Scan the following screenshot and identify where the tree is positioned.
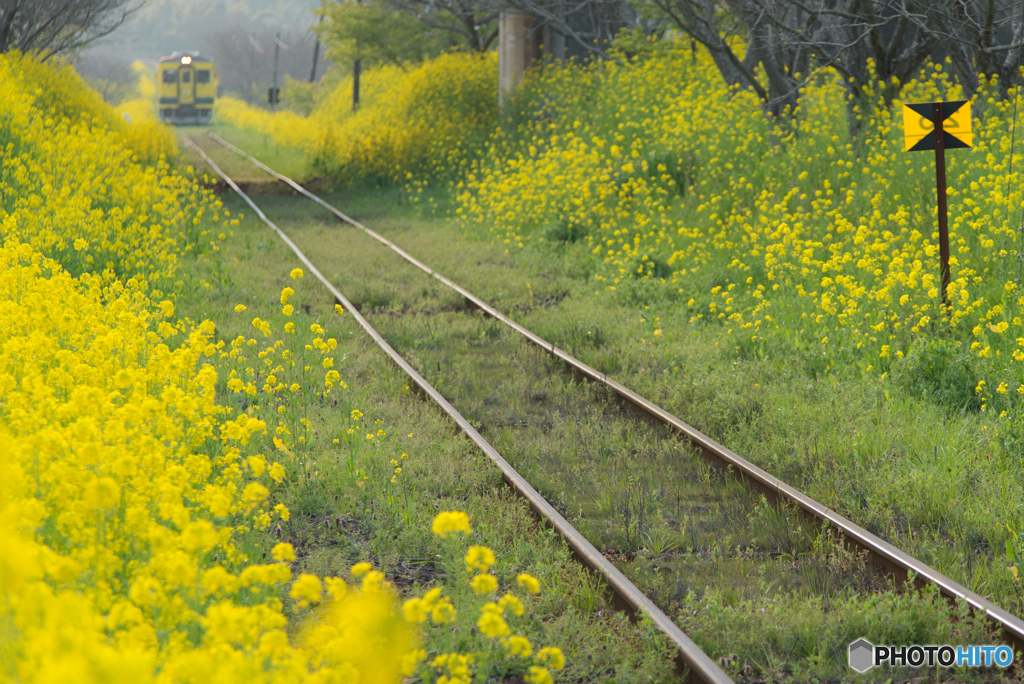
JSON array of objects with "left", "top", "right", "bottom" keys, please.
[
  {"left": 740, "top": 0, "right": 935, "bottom": 128},
  {"left": 633, "top": 0, "right": 809, "bottom": 116},
  {"left": 317, "top": 0, "right": 463, "bottom": 71},
  {"left": 909, "top": 0, "right": 1024, "bottom": 98},
  {"left": 632, "top": 0, "right": 939, "bottom": 125},
  {"left": 380, "top": 0, "right": 501, "bottom": 53},
  {"left": 500, "top": 0, "right": 641, "bottom": 60},
  {"left": 780, "top": 0, "right": 933, "bottom": 108},
  {"left": 0, "top": 0, "right": 142, "bottom": 60},
  {"left": 74, "top": 50, "right": 135, "bottom": 103}
]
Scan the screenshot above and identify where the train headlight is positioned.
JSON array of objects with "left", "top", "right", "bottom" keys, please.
[{"left": 181, "top": 55, "right": 192, "bottom": 64}]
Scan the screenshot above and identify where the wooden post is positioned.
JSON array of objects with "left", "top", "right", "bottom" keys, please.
[
  {"left": 353, "top": 58, "right": 360, "bottom": 110},
  {"left": 499, "top": 12, "right": 531, "bottom": 106},
  {"left": 933, "top": 102, "right": 950, "bottom": 307},
  {"left": 352, "top": 0, "right": 362, "bottom": 110}
]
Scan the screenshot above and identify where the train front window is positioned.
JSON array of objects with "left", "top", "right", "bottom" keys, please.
[
  {"left": 182, "top": 71, "right": 191, "bottom": 83},
  {"left": 162, "top": 70, "right": 177, "bottom": 83},
  {"left": 196, "top": 70, "right": 210, "bottom": 84}
]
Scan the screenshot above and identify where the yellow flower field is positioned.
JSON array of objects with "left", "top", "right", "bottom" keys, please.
[
  {"left": 0, "top": 54, "right": 569, "bottom": 683},
  {"left": 214, "top": 52, "right": 497, "bottom": 183},
  {"left": 0, "top": 53, "right": 424, "bottom": 683},
  {"left": 0, "top": 52, "right": 198, "bottom": 287},
  {"left": 459, "top": 44, "right": 1024, "bottom": 422},
  {"left": 211, "top": 41, "right": 1024, "bottom": 422}
]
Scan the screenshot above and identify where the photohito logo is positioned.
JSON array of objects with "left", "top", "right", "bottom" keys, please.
[{"left": 848, "top": 638, "right": 1014, "bottom": 673}]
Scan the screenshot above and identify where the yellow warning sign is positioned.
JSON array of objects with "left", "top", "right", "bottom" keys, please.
[{"left": 903, "top": 101, "right": 972, "bottom": 152}]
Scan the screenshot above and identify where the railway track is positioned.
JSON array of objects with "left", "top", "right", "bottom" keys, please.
[{"left": 184, "top": 132, "right": 1024, "bottom": 681}]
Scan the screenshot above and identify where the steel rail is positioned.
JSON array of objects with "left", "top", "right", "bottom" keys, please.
[
  {"left": 205, "top": 131, "right": 1024, "bottom": 655},
  {"left": 184, "top": 134, "right": 733, "bottom": 684}
]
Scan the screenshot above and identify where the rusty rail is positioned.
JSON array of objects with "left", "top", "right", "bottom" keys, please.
[
  {"left": 203, "top": 130, "right": 1024, "bottom": 656},
  {"left": 184, "top": 134, "right": 734, "bottom": 684}
]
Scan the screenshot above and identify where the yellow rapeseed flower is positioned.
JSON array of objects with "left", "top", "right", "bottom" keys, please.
[
  {"left": 526, "top": 666, "right": 554, "bottom": 684},
  {"left": 498, "top": 593, "right": 525, "bottom": 616},
  {"left": 403, "top": 596, "right": 430, "bottom": 623},
  {"left": 465, "top": 545, "right": 496, "bottom": 572},
  {"left": 431, "top": 511, "right": 472, "bottom": 538},
  {"left": 272, "top": 542, "right": 296, "bottom": 562},
  {"left": 470, "top": 573, "right": 498, "bottom": 595},
  {"left": 517, "top": 573, "right": 541, "bottom": 594},
  {"left": 506, "top": 635, "right": 532, "bottom": 657},
  {"left": 477, "top": 608, "right": 510, "bottom": 638},
  {"left": 536, "top": 646, "right": 565, "bottom": 669},
  {"left": 290, "top": 573, "right": 323, "bottom": 607}
]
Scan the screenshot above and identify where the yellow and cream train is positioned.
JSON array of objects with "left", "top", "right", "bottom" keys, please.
[{"left": 157, "top": 52, "right": 215, "bottom": 125}]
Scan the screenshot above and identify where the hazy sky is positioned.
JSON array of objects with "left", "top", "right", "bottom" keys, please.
[{"left": 86, "top": 0, "right": 324, "bottom": 62}]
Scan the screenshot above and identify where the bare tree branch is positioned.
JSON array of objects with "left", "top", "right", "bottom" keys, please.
[
  {"left": 500, "top": 0, "right": 639, "bottom": 60},
  {"left": 905, "top": 0, "right": 1024, "bottom": 97},
  {"left": 380, "top": 0, "right": 502, "bottom": 52},
  {"left": 0, "top": 0, "right": 143, "bottom": 59}
]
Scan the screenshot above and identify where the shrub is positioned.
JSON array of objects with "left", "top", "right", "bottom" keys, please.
[{"left": 892, "top": 337, "right": 981, "bottom": 413}]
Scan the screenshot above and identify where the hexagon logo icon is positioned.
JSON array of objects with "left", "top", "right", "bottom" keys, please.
[{"left": 848, "top": 638, "right": 874, "bottom": 673}]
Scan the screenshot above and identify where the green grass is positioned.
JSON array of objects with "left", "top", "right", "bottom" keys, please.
[
  {"left": 181, "top": 120, "right": 315, "bottom": 182},
  {"left": 172, "top": 140, "right": 681, "bottom": 681},
  {"left": 181, "top": 131, "right": 1024, "bottom": 681}
]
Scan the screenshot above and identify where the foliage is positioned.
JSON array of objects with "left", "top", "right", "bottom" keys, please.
[
  {"left": 0, "top": 54, "right": 426, "bottom": 683},
  {"left": 116, "top": 62, "right": 165, "bottom": 133},
  {"left": 316, "top": 0, "right": 449, "bottom": 72},
  {"left": 0, "top": 231, "right": 434, "bottom": 681},
  {"left": 892, "top": 338, "right": 981, "bottom": 412},
  {"left": 282, "top": 75, "right": 320, "bottom": 116},
  {"left": 397, "top": 512, "right": 564, "bottom": 683},
  {"left": 0, "top": 56, "right": 576, "bottom": 682},
  {"left": 459, "top": 45, "right": 1024, "bottom": 432},
  {"left": 3, "top": 51, "right": 176, "bottom": 164},
  {"left": 208, "top": 272, "right": 572, "bottom": 681},
  {"left": 215, "top": 96, "right": 322, "bottom": 151},
  {"left": 375, "top": 0, "right": 499, "bottom": 53},
  {"left": 215, "top": 52, "right": 498, "bottom": 184},
  {"left": 0, "top": 52, "right": 185, "bottom": 288}
]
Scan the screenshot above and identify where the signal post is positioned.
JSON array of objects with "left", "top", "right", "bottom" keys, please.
[{"left": 903, "top": 100, "right": 973, "bottom": 307}]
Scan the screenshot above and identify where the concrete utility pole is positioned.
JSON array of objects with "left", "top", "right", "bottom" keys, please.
[
  {"left": 272, "top": 32, "right": 280, "bottom": 111},
  {"left": 498, "top": 12, "right": 532, "bottom": 106},
  {"left": 310, "top": 14, "right": 323, "bottom": 83}
]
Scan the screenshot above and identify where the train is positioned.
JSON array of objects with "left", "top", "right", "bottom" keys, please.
[{"left": 157, "top": 52, "right": 215, "bottom": 125}]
